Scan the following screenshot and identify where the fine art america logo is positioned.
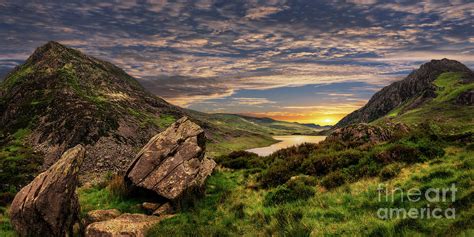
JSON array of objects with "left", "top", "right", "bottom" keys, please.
[{"left": 377, "top": 184, "right": 457, "bottom": 220}]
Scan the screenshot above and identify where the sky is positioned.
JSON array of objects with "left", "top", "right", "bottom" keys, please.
[{"left": 0, "top": 0, "right": 473, "bottom": 125}]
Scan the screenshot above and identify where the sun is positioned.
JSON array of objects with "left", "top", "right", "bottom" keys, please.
[
  {"left": 320, "top": 118, "right": 335, "bottom": 125},
  {"left": 323, "top": 118, "right": 333, "bottom": 123}
]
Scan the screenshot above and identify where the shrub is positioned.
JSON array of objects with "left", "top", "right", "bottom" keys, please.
[
  {"left": 264, "top": 181, "right": 315, "bottom": 206},
  {"left": 260, "top": 159, "right": 298, "bottom": 187},
  {"left": 379, "top": 163, "right": 401, "bottom": 181},
  {"left": 375, "top": 144, "right": 421, "bottom": 164},
  {"left": 320, "top": 171, "right": 346, "bottom": 189},
  {"left": 215, "top": 151, "right": 260, "bottom": 169}
]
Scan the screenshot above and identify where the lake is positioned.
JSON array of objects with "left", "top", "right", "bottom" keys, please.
[{"left": 246, "top": 135, "right": 327, "bottom": 156}]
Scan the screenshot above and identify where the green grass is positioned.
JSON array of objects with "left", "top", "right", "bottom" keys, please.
[
  {"left": 127, "top": 108, "right": 176, "bottom": 129},
  {"left": 0, "top": 206, "right": 15, "bottom": 237},
  {"left": 0, "top": 128, "right": 42, "bottom": 206},
  {"left": 147, "top": 147, "right": 474, "bottom": 236},
  {"left": 207, "top": 135, "right": 276, "bottom": 157},
  {"left": 78, "top": 186, "right": 144, "bottom": 216},
  {"left": 0, "top": 65, "right": 33, "bottom": 91},
  {"left": 433, "top": 72, "right": 474, "bottom": 103}
]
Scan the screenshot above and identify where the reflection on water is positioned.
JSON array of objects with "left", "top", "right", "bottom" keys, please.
[{"left": 246, "top": 135, "right": 326, "bottom": 157}]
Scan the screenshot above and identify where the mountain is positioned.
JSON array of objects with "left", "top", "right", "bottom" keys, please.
[
  {"left": 218, "top": 114, "right": 326, "bottom": 134},
  {"left": 0, "top": 41, "right": 316, "bottom": 183},
  {"left": 335, "top": 59, "right": 474, "bottom": 128},
  {"left": 295, "top": 122, "right": 332, "bottom": 130}
]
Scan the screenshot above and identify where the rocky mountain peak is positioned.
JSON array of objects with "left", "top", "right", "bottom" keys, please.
[{"left": 334, "top": 59, "right": 473, "bottom": 128}]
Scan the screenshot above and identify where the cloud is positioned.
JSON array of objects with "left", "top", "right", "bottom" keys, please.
[
  {"left": 233, "top": 97, "right": 276, "bottom": 105},
  {"left": 245, "top": 6, "right": 285, "bottom": 20},
  {"left": 0, "top": 0, "right": 472, "bottom": 122}
]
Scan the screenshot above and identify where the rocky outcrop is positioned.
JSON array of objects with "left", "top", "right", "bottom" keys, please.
[
  {"left": 85, "top": 213, "right": 171, "bottom": 237},
  {"left": 335, "top": 59, "right": 473, "bottom": 128},
  {"left": 456, "top": 89, "right": 474, "bottom": 105},
  {"left": 9, "top": 145, "right": 85, "bottom": 237},
  {"left": 126, "top": 117, "right": 216, "bottom": 201},
  {"left": 326, "top": 123, "right": 393, "bottom": 147}
]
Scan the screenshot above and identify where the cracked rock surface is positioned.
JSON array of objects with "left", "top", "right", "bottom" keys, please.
[
  {"left": 126, "top": 116, "right": 216, "bottom": 201},
  {"left": 9, "top": 145, "right": 85, "bottom": 237}
]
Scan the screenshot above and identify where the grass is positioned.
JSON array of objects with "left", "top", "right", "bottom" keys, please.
[
  {"left": 146, "top": 146, "right": 474, "bottom": 236},
  {"left": 207, "top": 135, "right": 276, "bottom": 157},
  {"left": 78, "top": 186, "right": 144, "bottom": 216},
  {"left": 127, "top": 108, "right": 176, "bottom": 129},
  {"left": 0, "top": 206, "right": 15, "bottom": 237},
  {"left": 0, "top": 128, "right": 42, "bottom": 207},
  {"left": 0, "top": 65, "right": 33, "bottom": 91},
  {"left": 433, "top": 72, "right": 474, "bottom": 103}
]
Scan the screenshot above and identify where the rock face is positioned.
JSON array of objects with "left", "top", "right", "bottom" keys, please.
[
  {"left": 456, "top": 89, "right": 474, "bottom": 105},
  {"left": 85, "top": 213, "right": 170, "bottom": 237},
  {"left": 326, "top": 123, "right": 393, "bottom": 147},
  {"left": 335, "top": 59, "right": 473, "bottom": 128},
  {"left": 126, "top": 117, "right": 216, "bottom": 201},
  {"left": 9, "top": 145, "right": 85, "bottom": 237}
]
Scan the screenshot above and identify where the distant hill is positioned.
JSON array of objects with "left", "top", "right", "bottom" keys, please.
[{"left": 335, "top": 59, "right": 474, "bottom": 128}]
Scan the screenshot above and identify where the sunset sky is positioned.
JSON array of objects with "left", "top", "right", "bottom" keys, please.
[{"left": 1, "top": 0, "right": 473, "bottom": 125}]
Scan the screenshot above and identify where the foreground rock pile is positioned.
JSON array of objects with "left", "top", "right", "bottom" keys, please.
[
  {"left": 8, "top": 117, "right": 216, "bottom": 236},
  {"left": 9, "top": 145, "right": 85, "bottom": 237}
]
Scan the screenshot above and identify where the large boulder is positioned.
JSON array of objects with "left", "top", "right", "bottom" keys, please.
[
  {"left": 9, "top": 145, "right": 85, "bottom": 237},
  {"left": 85, "top": 213, "right": 170, "bottom": 237},
  {"left": 125, "top": 117, "right": 216, "bottom": 201}
]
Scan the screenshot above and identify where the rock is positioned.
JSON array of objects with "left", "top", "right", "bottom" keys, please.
[
  {"left": 142, "top": 202, "right": 160, "bottom": 214},
  {"left": 85, "top": 213, "right": 171, "bottom": 237},
  {"left": 327, "top": 123, "right": 392, "bottom": 147},
  {"left": 85, "top": 209, "right": 121, "bottom": 226},
  {"left": 9, "top": 145, "right": 85, "bottom": 237},
  {"left": 456, "top": 89, "right": 474, "bottom": 105},
  {"left": 153, "top": 203, "right": 173, "bottom": 216},
  {"left": 126, "top": 117, "right": 216, "bottom": 201}
]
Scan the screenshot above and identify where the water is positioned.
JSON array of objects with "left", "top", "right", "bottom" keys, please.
[{"left": 246, "top": 135, "right": 326, "bottom": 156}]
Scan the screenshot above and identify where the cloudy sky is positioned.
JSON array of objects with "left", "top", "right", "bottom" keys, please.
[{"left": 1, "top": 0, "right": 473, "bottom": 125}]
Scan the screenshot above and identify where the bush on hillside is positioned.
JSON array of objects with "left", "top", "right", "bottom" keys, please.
[
  {"left": 264, "top": 181, "right": 315, "bottom": 206},
  {"left": 379, "top": 163, "right": 402, "bottom": 181},
  {"left": 320, "top": 171, "right": 346, "bottom": 189},
  {"left": 215, "top": 151, "right": 261, "bottom": 169}
]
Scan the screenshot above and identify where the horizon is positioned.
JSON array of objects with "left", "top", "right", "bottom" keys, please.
[{"left": 1, "top": 1, "right": 473, "bottom": 125}]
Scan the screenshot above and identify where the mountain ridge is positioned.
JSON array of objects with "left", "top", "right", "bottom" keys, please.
[{"left": 334, "top": 58, "right": 474, "bottom": 128}]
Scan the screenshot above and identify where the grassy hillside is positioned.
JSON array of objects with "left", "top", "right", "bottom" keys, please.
[
  {"left": 381, "top": 72, "right": 474, "bottom": 134},
  {"left": 147, "top": 146, "right": 473, "bottom": 236}
]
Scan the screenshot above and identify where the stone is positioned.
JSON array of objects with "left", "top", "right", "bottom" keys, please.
[
  {"left": 327, "top": 123, "right": 392, "bottom": 147},
  {"left": 85, "top": 209, "right": 121, "bottom": 226},
  {"left": 142, "top": 202, "right": 160, "bottom": 214},
  {"left": 456, "top": 89, "right": 474, "bottom": 105},
  {"left": 9, "top": 145, "right": 85, "bottom": 237},
  {"left": 152, "top": 203, "right": 173, "bottom": 216},
  {"left": 85, "top": 213, "right": 171, "bottom": 237},
  {"left": 126, "top": 117, "right": 216, "bottom": 201}
]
